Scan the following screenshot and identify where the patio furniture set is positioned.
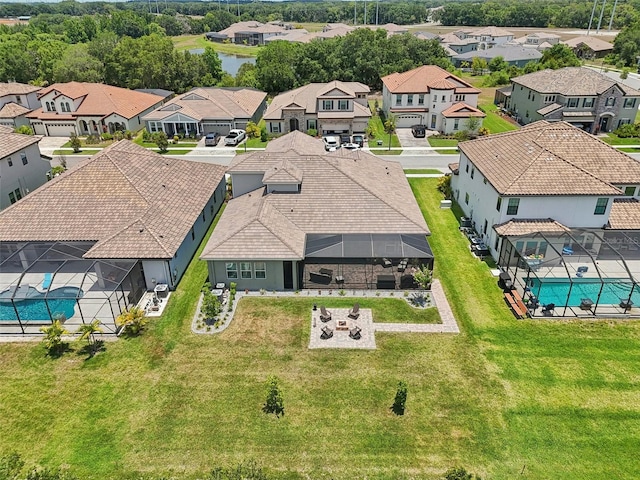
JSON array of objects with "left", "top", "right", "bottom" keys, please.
[{"left": 319, "top": 304, "right": 362, "bottom": 340}]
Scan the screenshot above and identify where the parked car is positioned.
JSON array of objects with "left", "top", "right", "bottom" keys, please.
[
  {"left": 342, "top": 143, "right": 360, "bottom": 151},
  {"left": 224, "top": 129, "right": 246, "bottom": 146},
  {"left": 340, "top": 134, "right": 351, "bottom": 145},
  {"left": 411, "top": 124, "right": 426, "bottom": 138},
  {"left": 323, "top": 136, "right": 340, "bottom": 151},
  {"left": 352, "top": 134, "right": 365, "bottom": 147},
  {"left": 204, "top": 132, "right": 220, "bottom": 146}
]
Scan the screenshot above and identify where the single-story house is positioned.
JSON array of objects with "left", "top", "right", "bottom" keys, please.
[
  {"left": 142, "top": 87, "right": 267, "bottom": 137},
  {"left": 563, "top": 36, "right": 614, "bottom": 59},
  {"left": 453, "top": 45, "right": 543, "bottom": 67},
  {"left": 201, "top": 131, "right": 433, "bottom": 291}
]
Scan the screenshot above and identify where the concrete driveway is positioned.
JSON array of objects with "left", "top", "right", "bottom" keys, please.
[
  {"left": 37, "top": 136, "right": 69, "bottom": 156},
  {"left": 396, "top": 128, "right": 429, "bottom": 148}
]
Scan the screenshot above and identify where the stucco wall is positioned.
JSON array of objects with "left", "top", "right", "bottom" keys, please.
[
  {"left": 0, "top": 142, "right": 50, "bottom": 210},
  {"left": 207, "top": 260, "right": 289, "bottom": 290},
  {"left": 232, "top": 173, "right": 264, "bottom": 197}
]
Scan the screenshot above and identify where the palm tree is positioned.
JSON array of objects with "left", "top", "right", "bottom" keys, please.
[
  {"left": 76, "top": 319, "right": 104, "bottom": 356},
  {"left": 115, "top": 306, "right": 148, "bottom": 336},
  {"left": 40, "top": 319, "right": 69, "bottom": 356}
]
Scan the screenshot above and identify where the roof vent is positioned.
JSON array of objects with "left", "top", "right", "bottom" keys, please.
[{"left": 139, "top": 228, "right": 144, "bottom": 233}]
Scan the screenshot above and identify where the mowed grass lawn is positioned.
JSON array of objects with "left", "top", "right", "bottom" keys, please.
[{"left": 1, "top": 182, "right": 640, "bottom": 478}]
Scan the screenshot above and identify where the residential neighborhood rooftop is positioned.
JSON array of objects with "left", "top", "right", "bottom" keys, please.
[
  {"left": 0, "top": 82, "right": 41, "bottom": 97},
  {"left": 454, "top": 45, "right": 543, "bottom": 63},
  {"left": 608, "top": 198, "right": 640, "bottom": 230},
  {"left": 0, "top": 102, "right": 31, "bottom": 119},
  {"left": 563, "top": 35, "right": 614, "bottom": 52},
  {"left": 381, "top": 65, "right": 480, "bottom": 94},
  {"left": 493, "top": 218, "right": 571, "bottom": 236},
  {"left": 0, "top": 128, "right": 41, "bottom": 157},
  {"left": 511, "top": 67, "right": 640, "bottom": 96}
]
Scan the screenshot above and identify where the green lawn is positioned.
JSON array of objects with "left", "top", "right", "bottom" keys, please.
[
  {"left": 303, "top": 297, "right": 441, "bottom": 324},
  {"left": 367, "top": 100, "right": 402, "bottom": 152},
  {"left": 427, "top": 137, "right": 460, "bottom": 154},
  {"left": 601, "top": 134, "right": 640, "bottom": 145},
  {"left": 53, "top": 149, "right": 100, "bottom": 155},
  {"left": 2, "top": 182, "right": 640, "bottom": 479},
  {"left": 479, "top": 102, "right": 519, "bottom": 134},
  {"left": 172, "top": 34, "right": 260, "bottom": 56},
  {"left": 404, "top": 169, "right": 444, "bottom": 174}
]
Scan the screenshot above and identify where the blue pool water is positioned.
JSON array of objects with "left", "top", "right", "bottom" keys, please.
[
  {"left": 530, "top": 279, "right": 640, "bottom": 307},
  {"left": 0, "top": 286, "right": 82, "bottom": 322}
]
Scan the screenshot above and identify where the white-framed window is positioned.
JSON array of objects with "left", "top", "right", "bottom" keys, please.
[
  {"left": 441, "top": 95, "right": 446, "bottom": 102},
  {"left": 455, "top": 94, "right": 466, "bottom": 101},
  {"left": 270, "top": 122, "right": 281, "bottom": 133},
  {"left": 338, "top": 99, "right": 349, "bottom": 110},
  {"left": 594, "top": 197, "right": 608, "bottom": 215},
  {"left": 254, "top": 262, "right": 266, "bottom": 279},
  {"left": 226, "top": 262, "right": 238, "bottom": 279},
  {"left": 322, "top": 100, "right": 333, "bottom": 110},
  {"left": 418, "top": 94, "right": 425, "bottom": 105},
  {"left": 454, "top": 119, "right": 459, "bottom": 130},
  {"left": 583, "top": 97, "right": 594, "bottom": 108},
  {"left": 567, "top": 98, "right": 579, "bottom": 108},
  {"left": 507, "top": 198, "right": 520, "bottom": 215},
  {"left": 8, "top": 188, "right": 21, "bottom": 204},
  {"left": 605, "top": 97, "right": 616, "bottom": 107},
  {"left": 395, "top": 94, "right": 402, "bottom": 106},
  {"left": 544, "top": 95, "right": 556, "bottom": 103},
  {"left": 623, "top": 98, "right": 636, "bottom": 109},
  {"left": 240, "top": 262, "right": 252, "bottom": 279},
  {"left": 307, "top": 119, "right": 316, "bottom": 130},
  {"left": 407, "top": 95, "right": 413, "bottom": 106},
  {"left": 45, "top": 102, "right": 51, "bottom": 112}
]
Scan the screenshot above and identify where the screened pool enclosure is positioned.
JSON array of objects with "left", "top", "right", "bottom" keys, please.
[
  {"left": 0, "top": 242, "right": 145, "bottom": 334},
  {"left": 498, "top": 229, "right": 640, "bottom": 317}
]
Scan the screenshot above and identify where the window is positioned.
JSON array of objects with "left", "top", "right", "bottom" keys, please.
[
  {"left": 338, "top": 99, "right": 349, "bottom": 110},
  {"left": 322, "top": 100, "right": 333, "bottom": 110},
  {"left": 65, "top": 102, "right": 71, "bottom": 111},
  {"left": 527, "top": 91, "right": 531, "bottom": 100},
  {"left": 418, "top": 94, "right": 425, "bottom": 105},
  {"left": 7, "top": 157, "right": 12, "bottom": 167},
  {"left": 507, "top": 198, "right": 519, "bottom": 215},
  {"left": 21, "top": 153, "right": 27, "bottom": 165},
  {"left": 8, "top": 191, "right": 16, "bottom": 204},
  {"left": 202, "top": 210, "right": 206, "bottom": 223},
  {"left": 190, "top": 227, "right": 195, "bottom": 240},
  {"left": 618, "top": 119, "right": 631, "bottom": 128},
  {"left": 51, "top": 103, "right": 56, "bottom": 111},
  {"left": 465, "top": 192, "right": 469, "bottom": 204},
  {"left": 441, "top": 95, "right": 446, "bottom": 102},
  {"left": 624, "top": 186, "right": 636, "bottom": 196},
  {"left": 454, "top": 119, "right": 459, "bottom": 130},
  {"left": 45, "top": 102, "right": 51, "bottom": 112},
  {"left": 240, "top": 262, "right": 252, "bottom": 279},
  {"left": 470, "top": 167, "right": 475, "bottom": 179},
  {"left": 407, "top": 95, "right": 413, "bottom": 106},
  {"left": 210, "top": 204, "right": 214, "bottom": 216},
  {"left": 594, "top": 197, "right": 608, "bottom": 215},
  {"left": 583, "top": 97, "right": 594, "bottom": 108},
  {"left": 455, "top": 94, "right": 466, "bottom": 101},
  {"left": 531, "top": 94, "right": 535, "bottom": 102},
  {"left": 395, "top": 94, "right": 402, "bottom": 106},
  {"left": 483, "top": 219, "right": 488, "bottom": 234},
  {"left": 307, "top": 119, "right": 316, "bottom": 130},
  {"left": 270, "top": 123, "right": 281, "bottom": 133},
  {"left": 465, "top": 163, "right": 469, "bottom": 173},
  {"left": 567, "top": 98, "right": 579, "bottom": 108},
  {"left": 623, "top": 98, "right": 636, "bottom": 109},
  {"left": 60, "top": 103, "right": 66, "bottom": 112},
  {"left": 16, "top": 95, "right": 22, "bottom": 105},
  {"left": 254, "top": 262, "right": 266, "bottom": 279},
  {"left": 496, "top": 197, "right": 502, "bottom": 211},
  {"left": 605, "top": 97, "right": 615, "bottom": 107},
  {"left": 226, "top": 262, "right": 238, "bottom": 279},
  {"left": 544, "top": 95, "right": 556, "bottom": 103}
]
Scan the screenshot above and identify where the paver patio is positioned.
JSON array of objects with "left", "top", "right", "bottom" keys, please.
[{"left": 308, "top": 307, "right": 376, "bottom": 349}]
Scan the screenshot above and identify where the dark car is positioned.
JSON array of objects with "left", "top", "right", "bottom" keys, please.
[
  {"left": 352, "top": 134, "right": 365, "bottom": 147},
  {"left": 204, "top": 132, "right": 220, "bottom": 146},
  {"left": 340, "top": 134, "right": 351, "bottom": 145},
  {"left": 411, "top": 125, "right": 426, "bottom": 138}
]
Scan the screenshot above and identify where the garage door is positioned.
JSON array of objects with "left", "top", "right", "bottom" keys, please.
[
  {"left": 202, "top": 123, "right": 231, "bottom": 135},
  {"left": 46, "top": 124, "right": 76, "bottom": 136},
  {"left": 396, "top": 115, "right": 424, "bottom": 128}
]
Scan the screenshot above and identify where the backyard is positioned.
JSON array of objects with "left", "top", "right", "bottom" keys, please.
[{"left": 0, "top": 181, "right": 639, "bottom": 479}]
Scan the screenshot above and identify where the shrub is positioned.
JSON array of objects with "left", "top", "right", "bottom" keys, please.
[
  {"left": 84, "top": 134, "right": 101, "bottom": 145},
  {"left": 113, "top": 130, "right": 124, "bottom": 141},
  {"left": 614, "top": 123, "right": 639, "bottom": 138},
  {"left": 262, "top": 375, "right": 285, "bottom": 417},
  {"left": 14, "top": 125, "right": 33, "bottom": 135},
  {"left": 173, "top": 135, "right": 180, "bottom": 144},
  {"left": 39, "top": 319, "right": 69, "bottom": 357},
  {"left": 101, "top": 132, "right": 113, "bottom": 141},
  {"left": 443, "top": 466, "right": 482, "bottom": 480},
  {"left": 200, "top": 282, "right": 221, "bottom": 321},
  {"left": 391, "top": 380, "right": 408, "bottom": 415},
  {"left": 437, "top": 175, "right": 452, "bottom": 199},
  {"left": 260, "top": 127, "right": 268, "bottom": 142},
  {"left": 230, "top": 282, "right": 237, "bottom": 294},
  {"left": 454, "top": 130, "right": 470, "bottom": 141},
  {"left": 141, "top": 128, "right": 152, "bottom": 142},
  {"left": 413, "top": 265, "right": 433, "bottom": 289},
  {"left": 307, "top": 128, "right": 317, "bottom": 137},
  {"left": 50, "top": 165, "right": 65, "bottom": 177},
  {"left": 477, "top": 127, "right": 490, "bottom": 136},
  {"left": 246, "top": 121, "right": 260, "bottom": 139},
  {"left": 116, "top": 306, "right": 148, "bottom": 336}
]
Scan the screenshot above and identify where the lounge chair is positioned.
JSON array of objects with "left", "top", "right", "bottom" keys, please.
[
  {"left": 320, "top": 306, "right": 332, "bottom": 322},
  {"left": 348, "top": 303, "right": 360, "bottom": 320},
  {"left": 42, "top": 273, "right": 52, "bottom": 290},
  {"left": 349, "top": 326, "right": 362, "bottom": 340},
  {"left": 576, "top": 266, "right": 588, "bottom": 277},
  {"left": 320, "top": 325, "right": 333, "bottom": 339}
]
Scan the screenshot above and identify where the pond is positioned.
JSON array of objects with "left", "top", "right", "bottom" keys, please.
[{"left": 189, "top": 49, "right": 256, "bottom": 76}]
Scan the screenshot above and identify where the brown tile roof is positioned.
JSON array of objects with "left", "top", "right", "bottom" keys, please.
[
  {"left": 607, "top": 198, "right": 640, "bottom": 230},
  {"left": 381, "top": 65, "right": 480, "bottom": 94},
  {"left": 31, "top": 82, "right": 164, "bottom": 120},
  {"left": 563, "top": 36, "right": 613, "bottom": 52},
  {"left": 441, "top": 102, "right": 486, "bottom": 118},
  {"left": 512, "top": 67, "right": 640, "bottom": 96},
  {"left": 536, "top": 102, "right": 562, "bottom": 116},
  {"left": 459, "top": 121, "right": 640, "bottom": 196},
  {"left": 494, "top": 218, "right": 570, "bottom": 236},
  {"left": 262, "top": 159, "right": 303, "bottom": 184},
  {"left": 0, "top": 82, "right": 41, "bottom": 97},
  {"left": 0, "top": 125, "right": 13, "bottom": 134},
  {"left": 264, "top": 81, "right": 370, "bottom": 120},
  {"left": 0, "top": 141, "right": 226, "bottom": 259},
  {"left": 0, "top": 102, "right": 31, "bottom": 119},
  {"left": 203, "top": 131, "right": 429, "bottom": 260},
  {"left": 265, "top": 130, "right": 327, "bottom": 156},
  {"left": 471, "top": 26, "right": 514, "bottom": 37},
  {"left": 0, "top": 130, "right": 40, "bottom": 157},
  {"left": 142, "top": 87, "right": 266, "bottom": 122}
]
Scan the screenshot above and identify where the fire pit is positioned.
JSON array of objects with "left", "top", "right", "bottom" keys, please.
[{"left": 335, "top": 319, "right": 349, "bottom": 331}]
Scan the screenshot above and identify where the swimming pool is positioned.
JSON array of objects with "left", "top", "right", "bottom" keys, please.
[
  {"left": 529, "top": 278, "right": 640, "bottom": 308},
  {"left": 0, "top": 286, "right": 82, "bottom": 322}
]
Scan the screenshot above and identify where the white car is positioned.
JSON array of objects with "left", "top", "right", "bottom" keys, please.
[
  {"left": 342, "top": 142, "right": 360, "bottom": 151},
  {"left": 323, "top": 136, "right": 339, "bottom": 151},
  {"left": 224, "top": 129, "right": 246, "bottom": 146}
]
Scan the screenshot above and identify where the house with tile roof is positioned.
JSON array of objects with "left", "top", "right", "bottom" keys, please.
[
  {"left": 0, "top": 82, "right": 41, "bottom": 129},
  {"left": 501, "top": 67, "right": 640, "bottom": 133},
  {"left": 264, "top": 81, "right": 371, "bottom": 136},
  {"left": 26, "top": 82, "right": 166, "bottom": 137},
  {"left": 563, "top": 36, "right": 614, "bottom": 59},
  {"left": 449, "top": 121, "right": 640, "bottom": 260},
  {"left": 142, "top": 87, "right": 267, "bottom": 138},
  {"left": 207, "top": 20, "right": 292, "bottom": 45},
  {"left": 381, "top": 65, "right": 485, "bottom": 133},
  {"left": 451, "top": 26, "right": 515, "bottom": 50},
  {"left": 453, "top": 44, "right": 543, "bottom": 68},
  {"left": 201, "top": 131, "right": 433, "bottom": 291},
  {"left": 512, "top": 32, "right": 561, "bottom": 49},
  {"left": 0, "top": 125, "right": 51, "bottom": 210}
]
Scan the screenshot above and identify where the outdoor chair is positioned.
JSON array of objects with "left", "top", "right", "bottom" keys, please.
[
  {"left": 576, "top": 266, "right": 588, "bottom": 277},
  {"left": 541, "top": 303, "right": 555, "bottom": 315},
  {"left": 349, "top": 326, "right": 362, "bottom": 340},
  {"left": 348, "top": 303, "right": 360, "bottom": 319},
  {"left": 321, "top": 325, "right": 333, "bottom": 339},
  {"left": 320, "top": 306, "right": 332, "bottom": 322}
]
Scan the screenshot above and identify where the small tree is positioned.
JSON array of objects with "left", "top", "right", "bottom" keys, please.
[
  {"left": 200, "top": 282, "right": 221, "bottom": 323},
  {"left": 40, "top": 319, "right": 69, "bottom": 357},
  {"left": 466, "top": 116, "right": 481, "bottom": 134},
  {"left": 151, "top": 132, "right": 169, "bottom": 153},
  {"left": 437, "top": 175, "right": 452, "bottom": 199},
  {"left": 245, "top": 121, "right": 261, "bottom": 139},
  {"left": 384, "top": 114, "right": 396, "bottom": 150},
  {"left": 413, "top": 265, "right": 433, "bottom": 290},
  {"left": 76, "top": 319, "right": 103, "bottom": 357},
  {"left": 262, "top": 375, "right": 284, "bottom": 417},
  {"left": 260, "top": 127, "right": 268, "bottom": 142},
  {"left": 443, "top": 466, "right": 482, "bottom": 480},
  {"left": 69, "top": 133, "right": 82, "bottom": 153},
  {"left": 471, "top": 57, "right": 488, "bottom": 75},
  {"left": 391, "top": 380, "right": 408, "bottom": 415},
  {"left": 14, "top": 125, "right": 34, "bottom": 135},
  {"left": 116, "top": 306, "right": 148, "bottom": 336}
]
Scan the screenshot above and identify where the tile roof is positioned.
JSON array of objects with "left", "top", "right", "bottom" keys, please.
[
  {"left": 536, "top": 102, "right": 562, "bottom": 116},
  {"left": 0, "top": 129, "right": 40, "bottom": 158},
  {"left": 0, "top": 102, "right": 31, "bottom": 119},
  {"left": 511, "top": 67, "right": 640, "bottom": 96},
  {"left": 381, "top": 65, "right": 480, "bottom": 94},
  {"left": 203, "top": 131, "right": 430, "bottom": 260},
  {"left": 30, "top": 82, "right": 165, "bottom": 120},
  {"left": 0, "top": 82, "right": 41, "bottom": 97},
  {"left": 607, "top": 198, "right": 640, "bottom": 230},
  {"left": 563, "top": 35, "right": 613, "bottom": 52},
  {"left": 262, "top": 159, "right": 303, "bottom": 183},
  {"left": 264, "top": 81, "right": 370, "bottom": 120},
  {"left": 459, "top": 120, "right": 640, "bottom": 196},
  {"left": 454, "top": 45, "right": 542, "bottom": 63},
  {"left": 142, "top": 87, "right": 266, "bottom": 122},
  {"left": 0, "top": 141, "right": 226, "bottom": 259},
  {"left": 470, "top": 26, "right": 515, "bottom": 37},
  {"left": 494, "top": 218, "right": 570, "bottom": 236},
  {"left": 441, "top": 102, "right": 486, "bottom": 118}
]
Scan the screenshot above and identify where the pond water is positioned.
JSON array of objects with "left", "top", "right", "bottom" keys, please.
[{"left": 189, "top": 49, "right": 256, "bottom": 76}]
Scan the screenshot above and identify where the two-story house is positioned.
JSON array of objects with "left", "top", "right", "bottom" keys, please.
[
  {"left": 264, "top": 81, "right": 371, "bottom": 136},
  {"left": 501, "top": 67, "right": 640, "bottom": 133},
  {"left": 27, "top": 82, "right": 166, "bottom": 136},
  {"left": 0, "top": 82, "right": 41, "bottom": 129},
  {"left": 381, "top": 65, "right": 485, "bottom": 133},
  {"left": 450, "top": 121, "right": 640, "bottom": 261},
  {"left": 0, "top": 125, "right": 51, "bottom": 210},
  {"left": 454, "top": 26, "right": 515, "bottom": 50}
]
